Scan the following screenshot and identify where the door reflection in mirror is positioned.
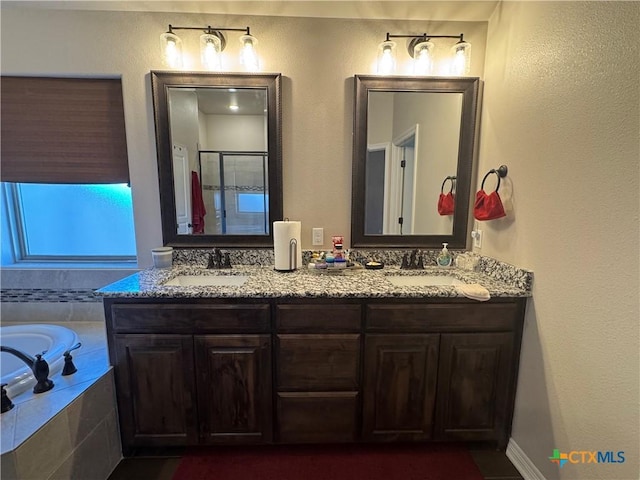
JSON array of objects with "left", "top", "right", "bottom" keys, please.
[{"left": 364, "top": 91, "right": 462, "bottom": 236}]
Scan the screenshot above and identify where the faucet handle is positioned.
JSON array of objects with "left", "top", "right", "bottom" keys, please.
[
  {"left": 64, "top": 343, "right": 82, "bottom": 356},
  {"left": 62, "top": 343, "right": 82, "bottom": 376},
  {"left": 1, "top": 383, "right": 14, "bottom": 413}
]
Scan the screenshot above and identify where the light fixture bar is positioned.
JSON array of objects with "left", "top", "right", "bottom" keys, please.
[
  {"left": 384, "top": 33, "right": 465, "bottom": 57},
  {"left": 167, "top": 25, "right": 250, "bottom": 35},
  {"left": 378, "top": 32, "right": 470, "bottom": 76},
  {"left": 385, "top": 33, "right": 464, "bottom": 41},
  {"left": 160, "top": 25, "right": 259, "bottom": 72}
]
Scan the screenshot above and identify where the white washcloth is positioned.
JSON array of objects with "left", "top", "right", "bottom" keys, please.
[{"left": 456, "top": 283, "right": 491, "bottom": 301}]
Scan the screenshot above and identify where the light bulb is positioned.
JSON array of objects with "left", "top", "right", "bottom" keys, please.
[
  {"left": 160, "top": 32, "right": 183, "bottom": 69},
  {"left": 413, "top": 40, "right": 434, "bottom": 75},
  {"left": 377, "top": 40, "right": 397, "bottom": 75},
  {"left": 239, "top": 35, "right": 259, "bottom": 72},
  {"left": 200, "top": 33, "right": 223, "bottom": 71},
  {"left": 450, "top": 41, "right": 471, "bottom": 76}
]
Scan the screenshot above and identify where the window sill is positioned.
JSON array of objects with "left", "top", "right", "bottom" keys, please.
[
  {"left": 0, "top": 264, "right": 139, "bottom": 290},
  {"left": 1, "top": 262, "right": 138, "bottom": 270}
]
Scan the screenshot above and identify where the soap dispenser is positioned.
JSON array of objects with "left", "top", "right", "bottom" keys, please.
[{"left": 437, "top": 243, "right": 453, "bottom": 267}]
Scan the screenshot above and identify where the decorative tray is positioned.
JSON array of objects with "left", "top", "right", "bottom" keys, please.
[{"left": 307, "top": 262, "right": 364, "bottom": 275}]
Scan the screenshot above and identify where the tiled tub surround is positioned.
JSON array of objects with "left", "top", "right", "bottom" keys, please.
[
  {"left": 0, "top": 322, "right": 120, "bottom": 480},
  {"left": 97, "top": 250, "right": 532, "bottom": 299}
]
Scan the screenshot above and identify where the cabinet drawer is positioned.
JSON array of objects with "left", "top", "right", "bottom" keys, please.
[
  {"left": 277, "top": 392, "right": 359, "bottom": 443},
  {"left": 366, "top": 303, "right": 520, "bottom": 332},
  {"left": 276, "top": 304, "right": 362, "bottom": 332},
  {"left": 110, "top": 303, "right": 270, "bottom": 333},
  {"left": 277, "top": 334, "right": 361, "bottom": 390}
]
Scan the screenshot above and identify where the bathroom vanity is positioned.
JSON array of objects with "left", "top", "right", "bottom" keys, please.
[{"left": 99, "top": 261, "right": 531, "bottom": 455}]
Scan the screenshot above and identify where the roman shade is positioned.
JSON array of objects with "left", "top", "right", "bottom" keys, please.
[{"left": 1, "top": 76, "right": 130, "bottom": 184}]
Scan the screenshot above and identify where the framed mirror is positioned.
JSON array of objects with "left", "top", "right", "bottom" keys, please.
[
  {"left": 151, "top": 71, "right": 282, "bottom": 247},
  {"left": 351, "top": 75, "right": 480, "bottom": 249}
]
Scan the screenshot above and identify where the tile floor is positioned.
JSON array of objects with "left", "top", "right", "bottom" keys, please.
[{"left": 108, "top": 446, "right": 524, "bottom": 480}]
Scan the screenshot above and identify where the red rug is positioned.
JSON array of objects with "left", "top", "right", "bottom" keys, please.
[{"left": 172, "top": 443, "right": 484, "bottom": 480}]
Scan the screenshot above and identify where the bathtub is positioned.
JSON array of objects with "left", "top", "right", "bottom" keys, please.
[{"left": 0, "top": 324, "right": 79, "bottom": 398}]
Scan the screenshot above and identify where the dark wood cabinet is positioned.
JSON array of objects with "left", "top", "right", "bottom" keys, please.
[
  {"left": 104, "top": 296, "right": 525, "bottom": 453},
  {"left": 274, "top": 303, "right": 362, "bottom": 443},
  {"left": 362, "top": 334, "right": 439, "bottom": 441},
  {"left": 435, "top": 332, "right": 515, "bottom": 448},
  {"left": 113, "top": 334, "right": 198, "bottom": 450},
  {"left": 362, "top": 300, "right": 524, "bottom": 447},
  {"left": 106, "top": 299, "right": 273, "bottom": 454},
  {"left": 195, "top": 335, "right": 272, "bottom": 444}
]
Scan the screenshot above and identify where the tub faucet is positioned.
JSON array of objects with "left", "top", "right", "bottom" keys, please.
[{"left": 0, "top": 346, "right": 54, "bottom": 394}]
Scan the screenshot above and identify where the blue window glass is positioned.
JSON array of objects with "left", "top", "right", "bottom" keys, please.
[
  {"left": 2, "top": 183, "right": 136, "bottom": 261},
  {"left": 237, "top": 193, "right": 266, "bottom": 213}
]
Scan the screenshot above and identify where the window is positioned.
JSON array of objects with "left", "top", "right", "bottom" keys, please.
[
  {"left": 2, "top": 183, "right": 136, "bottom": 263},
  {"left": 0, "top": 76, "right": 135, "bottom": 266},
  {"left": 237, "top": 193, "right": 267, "bottom": 213}
]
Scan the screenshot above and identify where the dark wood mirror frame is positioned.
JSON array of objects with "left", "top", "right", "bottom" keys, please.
[
  {"left": 351, "top": 75, "right": 480, "bottom": 249},
  {"left": 151, "top": 71, "right": 283, "bottom": 247}
]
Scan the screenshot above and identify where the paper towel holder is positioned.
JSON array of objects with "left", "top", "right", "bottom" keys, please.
[{"left": 288, "top": 238, "right": 298, "bottom": 270}]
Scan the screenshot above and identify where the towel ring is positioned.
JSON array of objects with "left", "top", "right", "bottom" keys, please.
[
  {"left": 481, "top": 165, "right": 508, "bottom": 192},
  {"left": 440, "top": 176, "right": 456, "bottom": 194}
]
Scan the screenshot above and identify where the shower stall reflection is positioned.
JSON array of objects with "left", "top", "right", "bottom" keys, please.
[{"left": 199, "top": 151, "right": 269, "bottom": 235}]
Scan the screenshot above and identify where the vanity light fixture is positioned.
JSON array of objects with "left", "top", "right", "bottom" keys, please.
[
  {"left": 160, "top": 25, "right": 260, "bottom": 72},
  {"left": 377, "top": 40, "right": 397, "bottom": 75},
  {"left": 377, "top": 33, "right": 471, "bottom": 75}
]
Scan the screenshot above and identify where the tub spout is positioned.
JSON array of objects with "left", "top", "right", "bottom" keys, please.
[{"left": 0, "top": 346, "right": 55, "bottom": 394}]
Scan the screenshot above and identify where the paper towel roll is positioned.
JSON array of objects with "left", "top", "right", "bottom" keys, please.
[{"left": 273, "top": 221, "right": 302, "bottom": 271}]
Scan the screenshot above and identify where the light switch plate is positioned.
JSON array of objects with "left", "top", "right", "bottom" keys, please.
[
  {"left": 312, "top": 227, "right": 324, "bottom": 246},
  {"left": 472, "top": 229, "right": 483, "bottom": 249}
]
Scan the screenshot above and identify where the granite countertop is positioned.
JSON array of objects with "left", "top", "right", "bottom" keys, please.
[{"left": 96, "top": 262, "right": 532, "bottom": 299}]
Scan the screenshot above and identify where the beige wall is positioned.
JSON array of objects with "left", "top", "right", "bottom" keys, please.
[
  {"left": 2, "top": 4, "right": 638, "bottom": 479},
  {"left": 480, "top": 2, "right": 639, "bottom": 479},
  {"left": 0, "top": 7, "right": 487, "bottom": 267}
]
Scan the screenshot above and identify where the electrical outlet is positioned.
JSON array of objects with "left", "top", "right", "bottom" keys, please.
[
  {"left": 312, "top": 227, "right": 324, "bottom": 246},
  {"left": 472, "top": 229, "right": 483, "bottom": 249}
]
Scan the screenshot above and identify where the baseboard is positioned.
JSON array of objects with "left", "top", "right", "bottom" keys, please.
[{"left": 506, "top": 438, "right": 547, "bottom": 480}]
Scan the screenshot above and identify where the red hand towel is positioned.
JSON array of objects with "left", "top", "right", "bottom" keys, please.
[
  {"left": 473, "top": 190, "right": 506, "bottom": 221},
  {"left": 191, "top": 171, "right": 206, "bottom": 234},
  {"left": 437, "top": 192, "right": 455, "bottom": 216}
]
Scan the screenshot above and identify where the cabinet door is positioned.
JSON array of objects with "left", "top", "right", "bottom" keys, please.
[
  {"left": 362, "top": 334, "right": 439, "bottom": 441},
  {"left": 195, "top": 335, "right": 272, "bottom": 444},
  {"left": 113, "top": 334, "right": 198, "bottom": 451},
  {"left": 435, "top": 332, "right": 514, "bottom": 446}
]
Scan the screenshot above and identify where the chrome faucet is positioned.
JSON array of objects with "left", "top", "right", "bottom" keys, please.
[{"left": 0, "top": 346, "right": 54, "bottom": 394}]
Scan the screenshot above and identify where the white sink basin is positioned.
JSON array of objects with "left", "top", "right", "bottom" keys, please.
[
  {"left": 386, "top": 275, "right": 464, "bottom": 287},
  {"left": 163, "top": 275, "right": 249, "bottom": 287}
]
